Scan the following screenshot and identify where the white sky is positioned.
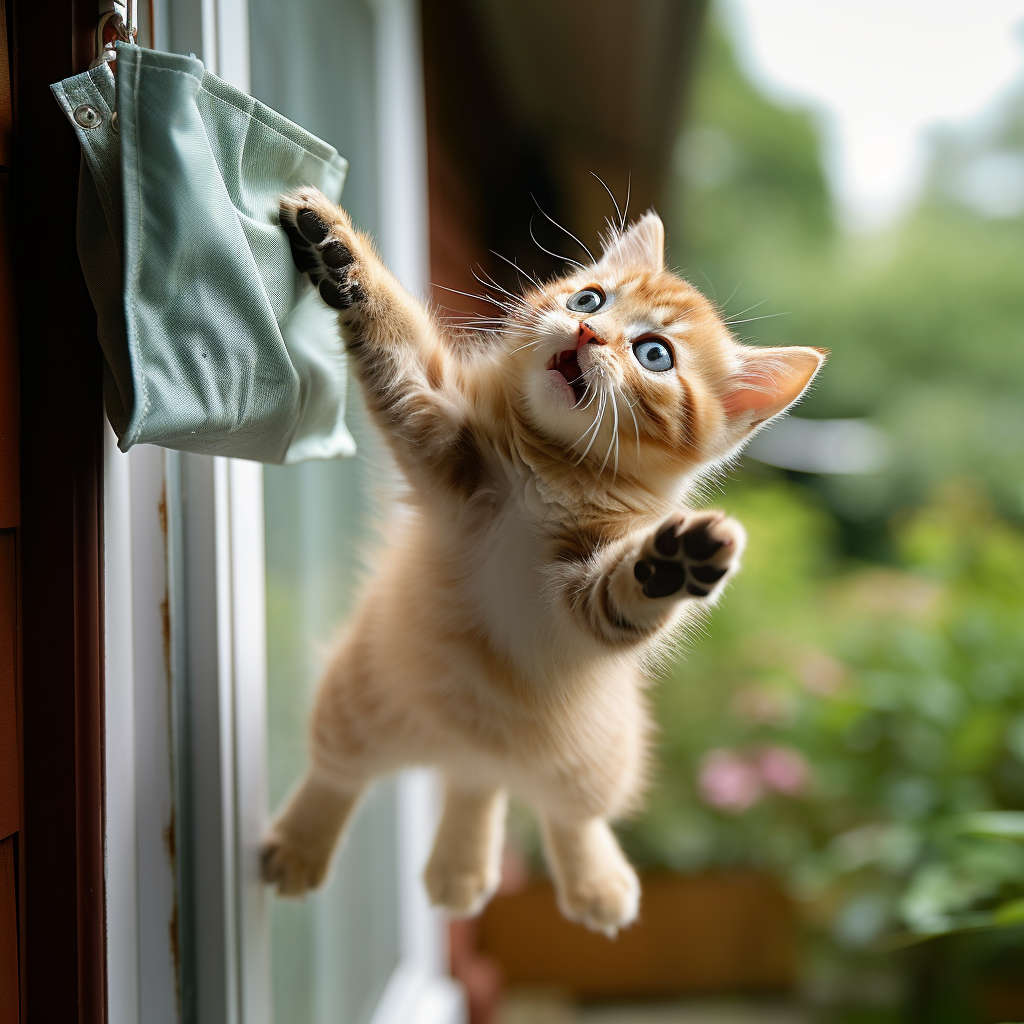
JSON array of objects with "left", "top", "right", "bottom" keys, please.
[{"left": 723, "top": 0, "right": 1024, "bottom": 230}]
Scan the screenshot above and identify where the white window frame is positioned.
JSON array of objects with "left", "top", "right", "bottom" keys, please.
[{"left": 103, "top": 1, "right": 464, "bottom": 1021}]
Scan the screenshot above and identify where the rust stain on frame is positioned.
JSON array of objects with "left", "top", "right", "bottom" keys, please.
[{"left": 158, "top": 476, "right": 183, "bottom": 1011}]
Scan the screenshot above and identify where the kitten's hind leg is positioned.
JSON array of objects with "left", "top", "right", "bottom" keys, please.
[
  {"left": 261, "top": 770, "right": 363, "bottom": 896},
  {"left": 424, "top": 784, "right": 507, "bottom": 916},
  {"left": 540, "top": 816, "right": 640, "bottom": 937}
]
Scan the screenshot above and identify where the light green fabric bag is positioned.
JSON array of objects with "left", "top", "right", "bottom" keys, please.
[{"left": 51, "top": 44, "right": 355, "bottom": 463}]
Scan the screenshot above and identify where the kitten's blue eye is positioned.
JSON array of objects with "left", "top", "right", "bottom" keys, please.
[
  {"left": 633, "top": 338, "right": 674, "bottom": 372},
  {"left": 566, "top": 287, "right": 605, "bottom": 314}
]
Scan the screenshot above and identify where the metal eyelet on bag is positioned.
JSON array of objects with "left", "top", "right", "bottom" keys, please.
[{"left": 74, "top": 104, "right": 103, "bottom": 130}]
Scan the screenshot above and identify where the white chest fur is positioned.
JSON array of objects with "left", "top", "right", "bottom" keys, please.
[{"left": 461, "top": 497, "right": 559, "bottom": 673}]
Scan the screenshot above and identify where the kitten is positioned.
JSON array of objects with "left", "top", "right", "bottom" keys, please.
[{"left": 262, "top": 187, "right": 825, "bottom": 935}]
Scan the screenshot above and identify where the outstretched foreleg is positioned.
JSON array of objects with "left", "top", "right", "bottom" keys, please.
[
  {"left": 559, "top": 511, "right": 746, "bottom": 646},
  {"left": 280, "top": 188, "right": 480, "bottom": 493}
]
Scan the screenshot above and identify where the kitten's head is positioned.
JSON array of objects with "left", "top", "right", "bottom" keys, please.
[{"left": 500, "top": 212, "right": 825, "bottom": 509}]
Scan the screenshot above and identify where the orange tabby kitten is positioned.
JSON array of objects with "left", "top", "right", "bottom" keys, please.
[{"left": 262, "top": 187, "right": 825, "bottom": 935}]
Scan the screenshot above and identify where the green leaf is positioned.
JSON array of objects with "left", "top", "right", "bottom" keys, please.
[
  {"left": 956, "top": 812, "right": 1024, "bottom": 840},
  {"left": 993, "top": 897, "right": 1024, "bottom": 925}
]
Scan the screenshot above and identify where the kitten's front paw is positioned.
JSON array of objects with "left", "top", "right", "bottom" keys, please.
[
  {"left": 424, "top": 859, "right": 500, "bottom": 918},
  {"left": 633, "top": 511, "right": 745, "bottom": 600},
  {"left": 260, "top": 828, "right": 334, "bottom": 897},
  {"left": 556, "top": 859, "right": 641, "bottom": 938},
  {"left": 280, "top": 188, "right": 365, "bottom": 313}
]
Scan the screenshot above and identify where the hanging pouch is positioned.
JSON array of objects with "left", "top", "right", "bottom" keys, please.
[{"left": 51, "top": 44, "right": 354, "bottom": 463}]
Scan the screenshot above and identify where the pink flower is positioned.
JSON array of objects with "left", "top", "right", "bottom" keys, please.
[
  {"left": 753, "top": 745, "right": 811, "bottom": 796},
  {"left": 730, "top": 686, "right": 793, "bottom": 725},
  {"left": 697, "top": 749, "right": 764, "bottom": 813},
  {"left": 697, "top": 745, "right": 812, "bottom": 812},
  {"left": 800, "top": 652, "right": 845, "bottom": 696}
]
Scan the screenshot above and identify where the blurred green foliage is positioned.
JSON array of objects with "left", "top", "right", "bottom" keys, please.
[
  {"left": 670, "top": 19, "right": 1024, "bottom": 547},
  {"left": 631, "top": 10, "right": 1024, "bottom": 1018},
  {"left": 625, "top": 484, "right": 1024, "bottom": 937}
]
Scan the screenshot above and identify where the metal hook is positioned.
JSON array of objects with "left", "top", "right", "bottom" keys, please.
[{"left": 90, "top": 0, "right": 138, "bottom": 71}]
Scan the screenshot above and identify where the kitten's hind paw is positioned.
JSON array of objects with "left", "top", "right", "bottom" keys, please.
[
  {"left": 280, "top": 188, "right": 365, "bottom": 313},
  {"left": 634, "top": 511, "right": 745, "bottom": 601},
  {"left": 424, "top": 861, "right": 500, "bottom": 918},
  {"left": 556, "top": 859, "right": 641, "bottom": 938}
]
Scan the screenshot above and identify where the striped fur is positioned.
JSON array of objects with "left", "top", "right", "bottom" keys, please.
[{"left": 263, "top": 190, "right": 825, "bottom": 935}]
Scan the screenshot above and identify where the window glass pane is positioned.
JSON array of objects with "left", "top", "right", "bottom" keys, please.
[
  {"left": 264, "top": 418, "right": 401, "bottom": 1024},
  {"left": 253, "top": 3, "right": 400, "bottom": 1021}
]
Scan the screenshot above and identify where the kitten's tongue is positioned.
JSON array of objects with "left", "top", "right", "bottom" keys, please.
[{"left": 547, "top": 350, "right": 585, "bottom": 403}]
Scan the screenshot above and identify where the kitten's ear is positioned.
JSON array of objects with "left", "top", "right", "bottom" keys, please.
[
  {"left": 595, "top": 212, "right": 665, "bottom": 275},
  {"left": 723, "top": 346, "right": 827, "bottom": 433}
]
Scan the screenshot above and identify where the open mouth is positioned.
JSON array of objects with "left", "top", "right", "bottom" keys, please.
[{"left": 546, "top": 349, "right": 586, "bottom": 404}]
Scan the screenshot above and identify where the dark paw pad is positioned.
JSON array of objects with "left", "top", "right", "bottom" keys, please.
[
  {"left": 290, "top": 243, "right": 320, "bottom": 275},
  {"left": 282, "top": 202, "right": 363, "bottom": 311},
  {"left": 634, "top": 558, "right": 686, "bottom": 599},
  {"left": 690, "top": 564, "right": 727, "bottom": 584},
  {"left": 653, "top": 524, "right": 680, "bottom": 557},
  {"left": 319, "top": 277, "right": 363, "bottom": 310},
  {"left": 321, "top": 239, "right": 354, "bottom": 269},
  {"left": 682, "top": 520, "right": 724, "bottom": 561},
  {"left": 638, "top": 513, "right": 737, "bottom": 601},
  {"left": 296, "top": 208, "right": 330, "bottom": 244},
  {"left": 319, "top": 280, "right": 348, "bottom": 309}
]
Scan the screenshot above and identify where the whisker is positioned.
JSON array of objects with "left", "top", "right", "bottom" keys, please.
[
  {"left": 579, "top": 387, "right": 600, "bottom": 412},
  {"left": 726, "top": 311, "right": 791, "bottom": 326},
  {"left": 694, "top": 267, "right": 717, "bottom": 301},
  {"left": 599, "top": 388, "right": 620, "bottom": 477},
  {"left": 576, "top": 389, "right": 607, "bottom": 463},
  {"left": 570, "top": 390, "right": 604, "bottom": 449},
  {"left": 442, "top": 313, "right": 518, "bottom": 333},
  {"left": 433, "top": 282, "right": 510, "bottom": 312},
  {"left": 507, "top": 337, "right": 548, "bottom": 356},
  {"left": 591, "top": 171, "right": 623, "bottom": 235},
  {"left": 565, "top": 364, "right": 603, "bottom": 412},
  {"left": 569, "top": 363, "right": 603, "bottom": 384},
  {"left": 622, "top": 172, "right": 631, "bottom": 231},
  {"left": 490, "top": 250, "right": 545, "bottom": 292},
  {"left": 725, "top": 296, "right": 769, "bottom": 321},
  {"left": 577, "top": 371, "right": 603, "bottom": 412},
  {"left": 529, "top": 215, "right": 587, "bottom": 271},
  {"left": 574, "top": 379, "right": 607, "bottom": 449},
  {"left": 471, "top": 265, "right": 525, "bottom": 308},
  {"left": 443, "top": 310, "right": 508, "bottom": 324},
  {"left": 455, "top": 327, "right": 518, "bottom": 336},
  {"left": 624, "top": 389, "right": 641, "bottom": 472},
  {"left": 531, "top": 194, "right": 595, "bottom": 263},
  {"left": 722, "top": 279, "right": 742, "bottom": 309}
]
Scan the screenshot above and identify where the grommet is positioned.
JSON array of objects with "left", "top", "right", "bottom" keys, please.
[
  {"left": 74, "top": 104, "right": 102, "bottom": 130},
  {"left": 111, "top": 111, "right": 119, "bottom": 134}
]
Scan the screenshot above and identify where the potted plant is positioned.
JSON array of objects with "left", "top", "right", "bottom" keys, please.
[{"left": 473, "top": 482, "right": 1024, "bottom": 1021}]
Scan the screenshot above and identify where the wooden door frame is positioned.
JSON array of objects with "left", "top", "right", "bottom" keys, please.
[
  {"left": 0, "top": 1, "right": 22, "bottom": 1020},
  {"left": 8, "top": 1, "right": 106, "bottom": 1020}
]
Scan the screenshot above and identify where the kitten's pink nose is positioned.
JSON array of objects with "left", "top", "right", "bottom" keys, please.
[{"left": 577, "top": 322, "right": 605, "bottom": 349}]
